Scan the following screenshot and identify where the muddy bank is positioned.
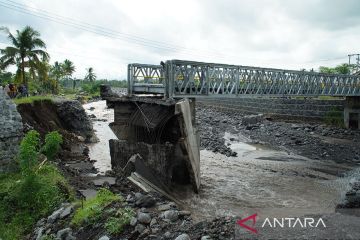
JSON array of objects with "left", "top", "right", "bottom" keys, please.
[
  {"left": 196, "top": 103, "right": 360, "bottom": 212},
  {"left": 16, "top": 99, "right": 99, "bottom": 190},
  {"left": 197, "top": 103, "right": 360, "bottom": 166}
]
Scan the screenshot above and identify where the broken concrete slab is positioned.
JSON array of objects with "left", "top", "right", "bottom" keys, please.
[
  {"left": 105, "top": 94, "right": 200, "bottom": 193},
  {"left": 78, "top": 189, "right": 97, "bottom": 200},
  {"left": 92, "top": 176, "right": 116, "bottom": 187}
]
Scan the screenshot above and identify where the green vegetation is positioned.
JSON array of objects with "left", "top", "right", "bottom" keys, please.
[
  {"left": 59, "top": 79, "right": 127, "bottom": 97},
  {"left": 319, "top": 63, "right": 352, "bottom": 74},
  {"left": 84, "top": 67, "right": 96, "bottom": 82},
  {"left": 324, "top": 107, "right": 344, "bottom": 127},
  {"left": 105, "top": 208, "right": 134, "bottom": 235},
  {"left": 0, "top": 130, "right": 72, "bottom": 240},
  {"left": 13, "top": 95, "right": 53, "bottom": 105},
  {"left": 71, "top": 188, "right": 121, "bottom": 226},
  {"left": 0, "top": 26, "right": 127, "bottom": 97},
  {"left": 41, "top": 131, "right": 63, "bottom": 161},
  {"left": 0, "top": 26, "right": 49, "bottom": 85}
]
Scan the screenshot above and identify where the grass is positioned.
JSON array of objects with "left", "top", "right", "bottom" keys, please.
[
  {"left": 324, "top": 107, "right": 344, "bottom": 127},
  {"left": 0, "top": 164, "right": 73, "bottom": 240},
  {"left": 0, "top": 130, "right": 72, "bottom": 240},
  {"left": 105, "top": 208, "right": 135, "bottom": 235},
  {"left": 71, "top": 188, "right": 122, "bottom": 226},
  {"left": 13, "top": 95, "right": 53, "bottom": 105}
]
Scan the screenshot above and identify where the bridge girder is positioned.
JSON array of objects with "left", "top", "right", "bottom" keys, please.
[{"left": 128, "top": 60, "right": 360, "bottom": 98}]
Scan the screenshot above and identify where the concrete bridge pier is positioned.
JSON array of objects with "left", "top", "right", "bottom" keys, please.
[
  {"left": 103, "top": 94, "right": 200, "bottom": 193},
  {"left": 344, "top": 96, "right": 360, "bottom": 129}
]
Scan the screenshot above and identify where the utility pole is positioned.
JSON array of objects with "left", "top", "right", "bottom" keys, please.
[{"left": 348, "top": 53, "right": 360, "bottom": 74}]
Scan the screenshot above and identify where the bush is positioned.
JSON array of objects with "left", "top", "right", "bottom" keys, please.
[
  {"left": 324, "top": 107, "right": 344, "bottom": 127},
  {"left": 0, "top": 130, "right": 72, "bottom": 240},
  {"left": 0, "top": 164, "right": 73, "bottom": 240},
  {"left": 72, "top": 188, "right": 121, "bottom": 226},
  {"left": 81, "top": 82, "right": 101, "bottom": 95},
  {"left": 18, "top": 130, "right": 40, "bottom": 174},
  {"left": 41, "top": 131, "right": 63, "bottom": 161}
]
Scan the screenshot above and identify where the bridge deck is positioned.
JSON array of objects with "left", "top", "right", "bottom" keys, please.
[{"left": 127, "top": 60, "right": 360, "bottom": 98}]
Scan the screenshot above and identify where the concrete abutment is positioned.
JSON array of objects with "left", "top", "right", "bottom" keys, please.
[{"left": 344, "top": 96, "right": 360, "bottom": 129}]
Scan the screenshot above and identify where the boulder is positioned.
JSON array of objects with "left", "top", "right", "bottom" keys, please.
[{"left": 175, "top": 233, "right": 191, "bottom": 240}]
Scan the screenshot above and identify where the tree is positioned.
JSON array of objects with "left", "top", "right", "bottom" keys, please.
[
  {"left": 0, "top": 26, "right": 49, "bottom": 85},
  {"left": 319, "top": 63, "right": 351, "bottom": 75},
  {"left": 50, "top": 61, "right": 64, "bottom": 81},
  {"left": 84, "top": 67, "right": 96, "bottom": 82},
  {"left": 0, "top": 71, "right": 13, "bottom": 85},
  {"left": 334, "top": 64, "right": 351, "bottom": 74},
  {"left": 62, "top": 59, "right": 75, "bottom": 79}
]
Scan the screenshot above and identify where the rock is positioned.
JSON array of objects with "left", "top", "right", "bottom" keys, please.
[
  {"left": 201, "top": 236, "right": 212, "bottom": 240},
  {"left": 135, "top": 195, "right": 156, "bottom": 208},
  {"left": 35, "top": 227, "right": 44, "bottom": 240},
  {"left": 164, "top": 231, "right": 172, "bottom": 238},
  {"left": 47, "top": 207, "right": 64, "bottom": 223},
  {"left": 178, "top": 211, "right": 191, "bottom": 216},
  {"left": 89, "top": 107, "right": 95, "bottom": 111},
  {"left": 126, "top": 194, "right": 134, "bottom": 202},
  {"left": 163, "top": 210, "right": 179, "bottom": 222},
  {"left": 0, "top": 90, "right": 23, "bottom": 173},
  {"left": 242, "top": 114, "right": 263, "bottom": 126},
  {"left": 130, "top": 217, "right": 138, "bottom": 226},
  {"left": 56, "top": 100, "right": 95, "bottom": 142},
  {"left": 56, "top": 228, "right": 75, "bottom": 240},
  {"left": 150, "top": 218, "right": 157, "bottom": 227},
  {"left": 157, "top": 203, "right": 172, "bottom": 211},
  {"left": 135, "top": 223, "right": 146, "bottom": 233},
  {"left": 77, "top": 135, "right": 86, "bottom": 142},
  {"left": 78, "top": 189, "right": 97, "bottom": 200},
  {"left": 134, "top": 192, "right": 143, "bottom": 200},
  {"left": 36, "top": 218, "right": 46, "bottom": 227},
  {"left": 137, "top": 212, "right": 152, "bottom": 224},
  {"left": 151, "top": 227, "right": 159, "bottom": 234},
  {"left": 92, "top": 177, "right": 116, "bottom": 187},
  {"left": 60, "top": 205, "right": 73, "bottom": 219},
  {"left": 98, "top": 236, "right": 110, "bottom": 240},
  {"left": 175, "top": 233, "right": 191, "bottom": 240}
]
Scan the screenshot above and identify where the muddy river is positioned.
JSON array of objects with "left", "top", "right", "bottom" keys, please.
[{"left": 84, "top": 100, "right": 358, "bottom": 221}]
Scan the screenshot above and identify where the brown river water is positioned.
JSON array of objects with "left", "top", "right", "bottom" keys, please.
[{"left": 84, "top": 101, "right": 358, "bottom": 221}]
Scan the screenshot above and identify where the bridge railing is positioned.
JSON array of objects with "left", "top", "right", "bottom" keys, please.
[
  {"left": 128, "top": 60, "right": 360, "bottom": 98},
  {"left": 127, "top": 63, "right": 164, "bottom": 95}
]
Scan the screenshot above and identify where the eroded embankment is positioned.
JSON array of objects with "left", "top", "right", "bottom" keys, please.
[{"left": 16, "top": 99, "right": 99, "bottom": 189}]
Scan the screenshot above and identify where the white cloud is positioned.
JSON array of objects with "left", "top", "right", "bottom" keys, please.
[{"left": 0, "top": 0, "right": 359, "bottom": 79}]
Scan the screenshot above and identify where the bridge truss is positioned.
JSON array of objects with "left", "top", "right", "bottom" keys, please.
[{"left": 128, "top": 60, "right": 360, "bottom": 98}]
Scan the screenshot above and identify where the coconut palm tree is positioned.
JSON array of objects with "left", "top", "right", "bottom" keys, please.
[
  {"left": 62, "top": 59, "right": 75, "bottom": 79},
  {"left": 0, "top": 26, "right": 49, "bottom": 85},
  {"left": 51, "top": 61, "right": 64, "bottom": 81},
  {"left": 85, "top": 67, "right": 96, "bottom": 82}
]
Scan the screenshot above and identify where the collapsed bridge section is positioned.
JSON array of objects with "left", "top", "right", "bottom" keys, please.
[{"left": 102, "top": 87, "right": 200, "bottom": 193}]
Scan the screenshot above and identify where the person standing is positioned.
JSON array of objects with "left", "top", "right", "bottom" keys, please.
[{"left": 4, "top": 84, "right": 10, "bottom": 97}]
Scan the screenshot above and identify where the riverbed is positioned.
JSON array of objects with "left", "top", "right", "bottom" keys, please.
[{"left": 83, "top": 100, "right": 357, "bottom": 221}]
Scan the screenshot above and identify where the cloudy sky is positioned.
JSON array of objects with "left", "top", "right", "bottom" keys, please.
[{"left": 0, "top": 0, "right": 359, "bottom": 79}]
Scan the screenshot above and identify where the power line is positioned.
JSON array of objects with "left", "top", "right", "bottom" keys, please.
[
  {"left": 0, "top": 0, "right": 236, "bottom": 60},
  {"left": 0, "top": 0, "right": 352, "bottom": 67}
]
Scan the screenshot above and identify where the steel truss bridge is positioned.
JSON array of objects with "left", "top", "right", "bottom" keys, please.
[{"left": 127, "top": 60, "right": 360, "bottom": 98}]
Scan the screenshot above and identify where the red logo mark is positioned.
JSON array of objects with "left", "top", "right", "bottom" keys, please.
[{"left": 237, "top": 213, "right": 258, "bottom": 234}]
